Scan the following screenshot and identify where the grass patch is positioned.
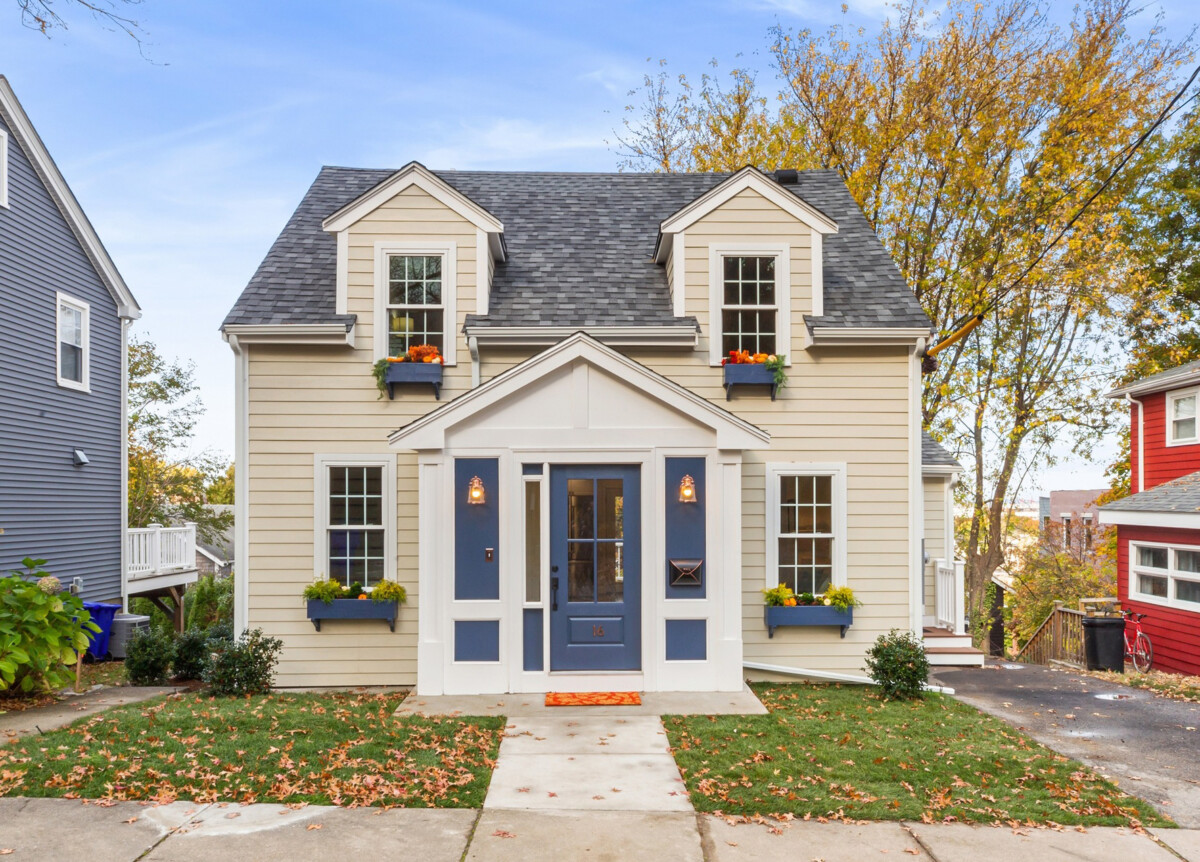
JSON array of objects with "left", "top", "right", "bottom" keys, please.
[
  {"left": 1083, "top": 668, "right": 1200, "bottom": 704},
  {"left": 79, "top": 661, "right": 129, "bottom": 689},
  {"left": 664, "top": 683, "right": 1168, "bottom": 827},
  {"left": 0, "top": 691, "right": 502, "bottom": 808}
]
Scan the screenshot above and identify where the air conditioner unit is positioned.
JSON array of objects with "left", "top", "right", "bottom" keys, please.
[{"left": 109, "top": 613, "right": 151, "bottom": 659}]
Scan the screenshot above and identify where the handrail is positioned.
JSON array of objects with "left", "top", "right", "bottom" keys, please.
[
  {"left": 1015, "top": 601, "right": 1087, "bottom": 667},
  {"left": 127, "top": 523, "right": 197, "bottom": 580}
]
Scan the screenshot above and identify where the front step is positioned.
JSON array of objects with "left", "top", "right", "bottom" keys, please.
[
  {"left": 925, "top": 646, "right": 986, "bottom": 667},
  {"left": 922, "top": 627, "right": 973, "bottom": 650}
]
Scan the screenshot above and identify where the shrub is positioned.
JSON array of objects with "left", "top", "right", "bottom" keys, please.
[
  {"left": 203, "top": 628, "right": 282, "bottom": 696},
  {"left": 185, "top": 574, "right": 234, "bottom": 632},
  {"left": 130, "top": 597, "right": 175, "bottom": 637},
  {"left": 205, "top": 622, "right": 233, "bottom": 646},
  {"left": 823, "top": 586, "right": 861, "bottom": 611},
  {"left": 172, "top": 629, "right": 210, "bottom": 680},
  {"left": 865, "top": 629, "right": 929, "bottom": 700},
  {"left": 125, "top": 628, "right": 175, "bottom": 686},
  {"left": 0, "top": 559, "right": 97, "bottom": 695}
]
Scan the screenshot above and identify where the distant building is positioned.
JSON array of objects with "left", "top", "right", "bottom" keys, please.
[{"left": 1038, "top": 489, "right": 1107, "bottom": 551}]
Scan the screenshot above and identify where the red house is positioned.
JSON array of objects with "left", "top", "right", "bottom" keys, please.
[{"left": 1101, "top": 360, "right": 1200, "bottom": 676}]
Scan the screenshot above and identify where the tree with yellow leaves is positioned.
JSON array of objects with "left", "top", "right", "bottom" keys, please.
[{"left": 618, "top": 0, "right": 1193, "bottom": 632}]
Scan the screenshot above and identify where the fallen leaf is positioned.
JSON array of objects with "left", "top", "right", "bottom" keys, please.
[
  {"left": 306, "top": 824, "right": 323, "bottom": 831},
  {"left": 225, "top": 812, "right": 240, "bottom": 819},
  {"left": 123, "top": 817, "right": 138, "bottom": 824},
  {"left": 492, "top": 830, "right": 516, "bottom": 839},
  {"left": 547, "top": 792, "right": 557, "bottom": 797},
  {"left": 0, "top": 850, "right": 14, "bottom": 856},
  {"left": 904, "top": 850, "right": 920, "bottom": 856}
]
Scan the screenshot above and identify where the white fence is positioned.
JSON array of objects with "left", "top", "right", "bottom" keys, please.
[
  {"left": 934, "top": 558, "right": 967, "bottom": 634},
  {"left": 127, "top": 523, "right": 197, "bottom": 580}
]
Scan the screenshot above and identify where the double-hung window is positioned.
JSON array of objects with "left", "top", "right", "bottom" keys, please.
[
  {"left": 721, "top": 256, "right": 777, "bottom": 356},
  {"left": 1168, "top": 390, "right": 1198, "bottom": 445},
  {"left": 768, "top": 464, "right": 846, "bottom": 596},
  {"left": 386, "top": 254, "right": 444, "bottom": 356},
  {"left": 56, "top": 293, "right": 89, "bottom": 391},
  {"left": 316, "top": 456, "right": 395, "bottom": 590},
  {"left": 1131, "top": 542, "right": 1200, "bottom": 610}
]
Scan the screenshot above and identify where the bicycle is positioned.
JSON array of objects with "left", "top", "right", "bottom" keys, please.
[{"left": 1122, "top": 609, "right": 1153, "bottom": 672}]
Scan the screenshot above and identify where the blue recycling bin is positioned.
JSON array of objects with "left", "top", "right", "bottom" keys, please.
[{"left": 82, "top": 602, "right": 120, "bottom": 659}]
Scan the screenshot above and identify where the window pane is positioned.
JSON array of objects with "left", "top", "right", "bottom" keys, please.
[
  {"left": 1175, "top": 417, "right": 1197, "bottom": 441},
  {"left": 1177, "top": 550, "right": 1200, "bottom": 574},
  {"left": 814, "top": 537, "right": 832, "bottom": 566},
  {"left": 779, "top": 537, "right": 796, "bottom": 565},
  {"left": 568, "top": 541, "right": 593, "bottom": 602},
  {"left": 814, "top": 504, "right": 832, "bottom": 534},
  {"left": 797, "top": 476, "right": 814, "bottom": 504},
  {"left": 597, "top": 542, "right": 623, "bottom": 602},
  {"left": 1137, "top": 546, "right": 1168, "bottom": 569},
  {"left": 1174, "top": 395, "right": 1197, "bottom": 420},
  {"left": 60, "top": 305, "right": 82, "bottom": 346},
  {"left": 567, "top": 479, "right": 594, "bottom": 539},
  {"left": 813, "top": 568, "right": 833, "bottom": 595},
  {"left": 597, "top": 479, "right": 623, "bottom": 539},
  {"left": 525, "top": 482, "right": 541, "bottom": 603},
  {"left": 1137, "top": 573, "right": 1168, "bottom": 598},
  {"left": 1177, "top": 579, "right": 1200, "bottom": 605},
  {"left": 389, "top": 256, "right": 405, "bottom": 280},
  {"left": 814, "top": 476, "right": 832, "bottom": 505},
  {"left": 723, "top": 256, "right": 738, "bottom": 281},
  {"left": 795, "top": 504, "right": 814, "bottom": 533},
  {"left": 60, "top": 343, "right": 82, "bottom": 383}
]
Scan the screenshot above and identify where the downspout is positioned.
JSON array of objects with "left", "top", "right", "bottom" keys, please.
[
  {"left": 120, "top": 317, "right": 130, "bottom": 611},
  {"left": 468, "top": 335, "right": 480, "bottom": 388},
  {"left": 1126, "top": 393, "right": 1145, "bottom": 493}
]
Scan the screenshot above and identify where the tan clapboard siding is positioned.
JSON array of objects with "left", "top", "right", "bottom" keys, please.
[
  {"left": 244, "top": 176, "right": 918, "bottom": 686},
  {"left": 923, "top": 476, "right": 947, "bottom": 616}
]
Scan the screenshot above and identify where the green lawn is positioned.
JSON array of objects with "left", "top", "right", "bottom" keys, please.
[
  {"left": 0, "top": 691, "right": 502, "bottom": 808},
  {"left": 664, "top": 683, "right": 1169, "bottom": 827}
]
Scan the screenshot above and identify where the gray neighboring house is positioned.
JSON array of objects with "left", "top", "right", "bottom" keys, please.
[
  {"left": 196, "top": 505, "right": 234, "bottom": 577},
  {"left": 0, "top": 76, "right": 141, "bottom": 603}
]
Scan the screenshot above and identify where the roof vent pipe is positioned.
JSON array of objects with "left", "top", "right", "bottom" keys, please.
[{"left": 774, "top": 169, "right": 799, "bottom": 184}]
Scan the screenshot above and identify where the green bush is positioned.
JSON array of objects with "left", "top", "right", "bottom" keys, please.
[
  {"left": 130, "top": 597, "right": 174, "bottom": 637},
  {"left": 125, "top": 628, "right": 174, "bottom": 686},
  {"left": 172, "top": 629, "right": 210, "bottom": 680},
  {"left": 203, "top": 628, "right": 282, "bottom": 696},
  {"left": 185, "top": 574, "right": 233, "bottom": 631},
  {"left": 0, "top": 559, "right": 97, "bottom": 695},
  {"left": 865, "top": 629, "right": 930, "bottom": 700},
  {"left": 205, "top": 622, "right": 233, "bottom": 646},
  {"left": 302, "top": 578, "right": 346, "bottom": 604}
]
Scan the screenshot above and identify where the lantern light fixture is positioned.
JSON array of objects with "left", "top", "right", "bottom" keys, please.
[
  {"left": 467, "top": 475, "right": 486, "bottom": 505},
  {"left": 678, "top": 474, "right": 697, "bottom": 503}
]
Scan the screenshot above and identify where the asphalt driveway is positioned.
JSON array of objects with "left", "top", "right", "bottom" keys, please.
[{"left": 932, "top": 661, "right": 1200, "bottom": 827}]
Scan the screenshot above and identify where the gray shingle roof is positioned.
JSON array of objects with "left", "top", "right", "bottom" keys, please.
[
  {"left": 1101, "top": 471, "right": 1200, "bottom": 515},
  {"left": 222, "top": 167, "right": 930, "bottom": 331},
  {"left": 922, "top": 430, "right": 961, "bottom": 469}
]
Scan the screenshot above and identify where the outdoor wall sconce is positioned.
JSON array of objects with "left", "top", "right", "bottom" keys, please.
[
  {"left": 678, "top": 474, "right": 697, "bottom": 503},
  {"left": 467, "top": 475, "right": 486, "bottom": 505}
]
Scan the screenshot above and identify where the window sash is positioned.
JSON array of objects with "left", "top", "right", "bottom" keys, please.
[
  {"left": 325, "top": 465, "right": 386, "bottom": 588},
  {"left": 56, "top": 296, "right": 88, "bottom": 387},
  {"left": 1130, "top": 542, "right": 1200, "bottom": 609},
  {"left": 1170, "top": 392, "right": 1198, "bottom": 443},
  {"left": 386, "top": 254, "right": 445, "bottom": 356},
  {"left": 774, "top": 472, "right": 837, "bottom": 596},
  {"left": 721, "top": 255, "right": 778, "bottom": 356}
]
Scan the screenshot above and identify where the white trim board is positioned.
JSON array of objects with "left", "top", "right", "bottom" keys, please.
[
  {"left": 55, "top": 292, "right": 90, "bottom": 392},
  {"left": 222, "top": 323, "right": 356, "bottom": 347},
  {"left": 464, "top": 325, "right": 697, "bottom": 348},
  {"left": 0, "top": 76, "right": 140, "bottom": 319},
  {"left": 1100, "top": 509, "right": 1200, "bottom": 530},
  {"left": 0, "top": 126, "right": 8, "bottom": 209}
]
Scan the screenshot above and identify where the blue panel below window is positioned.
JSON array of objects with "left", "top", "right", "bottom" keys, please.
[
  {"left": 665, "top": 619, "right": 706, "bottom": 661},
  {"left": 523, "top": 609, "right": 543, "bottom": 671},
  {"left": 454, "top": 620, "right": 500, "bottom": 662},
  {"left": 522, "top": 463, "right": 544, "bottom": 475}
]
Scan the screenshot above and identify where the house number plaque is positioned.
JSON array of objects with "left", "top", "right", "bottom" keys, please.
[{"left": 593, "top": 624, "right": 605, "bottom": 637}]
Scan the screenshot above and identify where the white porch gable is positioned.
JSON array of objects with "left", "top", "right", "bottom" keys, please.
[{"left": 390, "top": 334, "right": 769, "bottom": 696}]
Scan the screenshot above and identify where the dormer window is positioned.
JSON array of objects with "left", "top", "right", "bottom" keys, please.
[
  {"left": 1168, "top": 390, "right": 1197, "bottom": 445},
  {"left": 387, "top": 254, "right": 443, "bottom": 355},
  {"left": 372, "top": 242, "right": 457, "bottom": 365},
  {"left": 708, "top": 244, "right": 791, "bottom": 366}
]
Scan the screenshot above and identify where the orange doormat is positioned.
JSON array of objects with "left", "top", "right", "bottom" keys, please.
[{"left": 545, "top": 691, "right": 642, "bottom": 706}]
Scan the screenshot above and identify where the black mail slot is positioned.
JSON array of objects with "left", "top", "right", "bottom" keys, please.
[{"left": 668, "top": 558, "right": 703, "bottom": 587}]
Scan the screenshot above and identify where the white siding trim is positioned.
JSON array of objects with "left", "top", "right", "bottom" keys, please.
[
  {"left": 672, "top": 231, "right": 686, "bottom": 318},
  {"left": 909, "top": 348, "right": 923, "bottom": 634},
  {"left": 311, "top": 453, "right": 398, "bottom": 585},
  {"left": 0, "top": 127, "right": 8, "bottom": 209},
  {"left": 1100, "top": 509, "right": 1200, "bottom": 529},
  {"left": 232, "top": 338, "right": 249, "bottom": 634},
  {"left": 373, "top": 241, "right": 458, "bottom": 366},
  {"left": 810, "top": 231, "right": 823, "bottom": 317},
  {"left": 55, "top": 292, "right": 90, "bottom": 392},
  {"left": 119, "top": 318, "right": 129, "bottom": 610},
  {"left": 763, "top": 462, "right": 848, "bottom": 592},
  {"left": 1128, "top": 539, "right": 1200, "bottom": 613},
  {"left": 707, "top": 243, "right": 791, "bottom": 367},
  {"left": 335, "top": 230, "right": 349, "bottom": 315},
  {"left": 475, "top": 228, "right": 489, "bottom": 316}
]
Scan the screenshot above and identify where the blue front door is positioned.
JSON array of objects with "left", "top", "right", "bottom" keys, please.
[{"left": 549, "top": 465, "right": 641, "bottom": 671}]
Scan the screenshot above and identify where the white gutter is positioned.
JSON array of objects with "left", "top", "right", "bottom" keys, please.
[
  {"left": 119, "top": 318, "right": 130, "bottom": 611},
  {"left": 809, "top": 326, "right": 932, "bottom": 346},
  {"left": 468, "top": 335, "right": 480, "bottom": 388},
  {"left": 227, "top": 333, "right": 250, "bottom": 635},
  {"left": 1126, "top": 393, "right": 1145, "bottom": 493},
  {"left": 222, "top": 323, "right": 355, "bottom": 347}
]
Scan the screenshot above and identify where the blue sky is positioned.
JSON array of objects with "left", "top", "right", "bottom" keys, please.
[{"left": 2, "top": 0, "right": 1195, "bottom": 497}]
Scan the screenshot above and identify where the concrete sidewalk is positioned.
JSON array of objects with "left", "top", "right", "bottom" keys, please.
[
  {"left": 0, "top": 686, "right": 178, "bottom": 745},
  {"left": 2, "top": 797, "right": 1198, "bottom": 861}
]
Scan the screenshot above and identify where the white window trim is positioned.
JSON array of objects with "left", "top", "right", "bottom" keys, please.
[
  {"left": 765, "top": 462, "right": 848, "bottom": 594},
  {"left": 0, "top": 127, "right": 9, "bottom": 209},
  {"left": 1129, "top": 539, "right": 1200, "bottom": 612},
  {"left": 312, "top": 453, "right": 397, "bottom": 586},
  {"left": 373, "top": 241, "right": 458, "bottom": 366},
  {"left": 56, "top": 292, "right": 90, "bottom": 392},
  {"left": 1166, "top": 388, "right": 1198, "bottom": 447},
  {"left": 708, "top": 243, "right": 791, "bottom": 367}
]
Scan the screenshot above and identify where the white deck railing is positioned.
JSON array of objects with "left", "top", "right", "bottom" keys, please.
[
  {"left": 127, "top": 523, "right": 197, "bottom": 580},
  {"left": 934, "top": 558, "right": 967, "bottom": 635}
]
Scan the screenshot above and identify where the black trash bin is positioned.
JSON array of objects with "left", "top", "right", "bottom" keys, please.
[{"left": 1082, "top": 616, "right": 1125, "bottom": 672}]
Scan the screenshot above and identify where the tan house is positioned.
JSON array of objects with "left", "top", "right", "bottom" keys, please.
[{"left": 222, "top": 164, "right": 973, "bottom": 694}]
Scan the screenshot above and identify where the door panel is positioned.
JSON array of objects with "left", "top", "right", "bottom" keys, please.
[{"left": 550, "top": 465, "right": 641, "bottom": 671}]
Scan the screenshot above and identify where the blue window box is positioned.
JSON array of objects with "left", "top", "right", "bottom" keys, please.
[
  {"left": 723, "top": 363, "right": 778, "bottom": 401},
  {"left": 385, "top": 361, "right": 443, "bottom": 400},
  {"left": 307, "top": 598, "right": 398, "bottom": 632},
  {"left": 764, "top": 605, "right": 853, "bottom": 639}
]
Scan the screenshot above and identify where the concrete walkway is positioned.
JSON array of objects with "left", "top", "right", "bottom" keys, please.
[
  {"left": 0, "top": 685, "right": 178, "bottom": 745},
  {"left": 932, "top": 661, "right": 1200, "bottom": 827},
  {"left": 2, "top": 797, "right": 1199, "bottom": 860}
]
